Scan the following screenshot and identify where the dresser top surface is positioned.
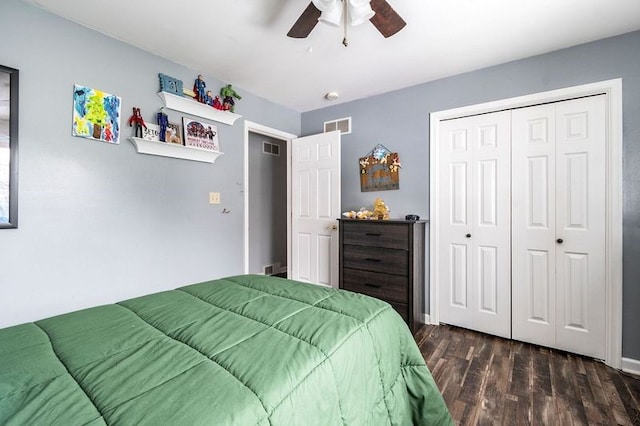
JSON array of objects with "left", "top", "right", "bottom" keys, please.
[{"left": 338, "top": 218, "right": 429, "bottom": 224}]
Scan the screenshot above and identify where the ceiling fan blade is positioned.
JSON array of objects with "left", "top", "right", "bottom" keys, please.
[
  {"left": 287, "top": 2, "right": 322, "bottom": 38},
  {"left": 369, "top": 0, "right": 406, "bottom": 38}
]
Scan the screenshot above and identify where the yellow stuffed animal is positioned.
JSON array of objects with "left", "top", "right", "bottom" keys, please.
[{"left": 372, "top": 198, "right": 390, "bottom": 220}]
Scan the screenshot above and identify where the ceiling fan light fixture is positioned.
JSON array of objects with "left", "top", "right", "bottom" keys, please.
[
  {"left": 318, "top": 4, "right": 343, "bottom": 26},
  {"left": 349, "top": 0, "right": 375, "bottom": 26}
]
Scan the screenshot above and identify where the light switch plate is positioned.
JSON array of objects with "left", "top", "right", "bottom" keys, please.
[{"left": 209, "top": 192, "right": 220, "bottom": 204}]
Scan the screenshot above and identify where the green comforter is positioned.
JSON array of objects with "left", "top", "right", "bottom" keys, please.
[{"left": 0, "top": 275, "right": 451, "bottom": 425}]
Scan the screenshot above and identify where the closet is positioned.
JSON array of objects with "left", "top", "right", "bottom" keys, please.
[{"left": 437, "top": 94, "right": 607, "bottom": 359}]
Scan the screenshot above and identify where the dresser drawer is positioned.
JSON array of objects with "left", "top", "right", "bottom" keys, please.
[
  {"left": 342, "top": 245, "right": 408, "bottom": 275},
  {"left": 342, "top": 222, "right": 409, "bottom": 249},
  {"left": 342, "top": 268, "right": 408, "bottom": 303}
]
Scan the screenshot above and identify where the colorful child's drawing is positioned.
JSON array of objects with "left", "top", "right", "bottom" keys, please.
[{"left": 72, "top": 84, "right": 121, "bottom": 144}]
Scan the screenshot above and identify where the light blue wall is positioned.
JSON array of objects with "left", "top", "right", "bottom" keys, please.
[
  {"left": 302, "top": 31, "right": 640, "bottom": 360},
  {"left": 0, "top": 0, "right": 299, "bottom": 327}
]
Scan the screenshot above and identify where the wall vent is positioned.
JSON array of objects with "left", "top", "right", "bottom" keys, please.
[
  {"left": 324, "top": 117, "right": 352, "bottom": 135},
  {"left": 263, "top": 264, "right": 274, "bottom": 275},
  {"left": 262, "top": 141, "right": 280, "bottom": 156}
]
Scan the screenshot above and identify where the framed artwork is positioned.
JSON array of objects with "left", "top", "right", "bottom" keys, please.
[
  {"left": 158, "top": 73, "right": 183, "bottom": 96},
  {"left": 0, "top": 65, "right": 18, "bottom": 228},
  {"left": 166, "top": 122, "right": 182, "bottom": 145},
  {"left": 72, "top": 84, "right": 121, "bottom": 144},
  {"left": 183, "top": 118, "right": 219, "bottom": 151},
  {"left": 359, "top": 144, "right": 401, "bottom": 192}
]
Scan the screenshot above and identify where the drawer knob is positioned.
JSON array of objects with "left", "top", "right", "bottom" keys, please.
[
  {"left": 364, "top": 283, "right": 381, "bottom": 289},
  {"left": 365, "top": 233, "right": 382, "bottom": 236},
  {"left": 365, "top": 258, "right": 382, "bottom": 262}
]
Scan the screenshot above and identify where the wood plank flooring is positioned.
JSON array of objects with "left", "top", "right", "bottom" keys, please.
[{"left": 415, "top": 324, "right": 640, "bottom": 425}]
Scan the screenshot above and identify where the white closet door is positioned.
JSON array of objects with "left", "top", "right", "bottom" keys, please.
[
  {"left": 554, "top": 96, "right": 606, "bottom": 359},
  {"left": 512, "top": 104, "right": 558, "bottom": 347},
  {"left": 512, "top": 95, "right": 606, "bottom": 358},
  {"left": 439, "top": 111, "right": 511, "bottom": 338}
]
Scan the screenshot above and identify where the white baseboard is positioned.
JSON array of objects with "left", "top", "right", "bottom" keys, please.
[
  {"left": 423, "top": 314, "right": 431, "bottom": 325},
  {"left": 622, "top": 357, "right": 640, "bottom": 376}
]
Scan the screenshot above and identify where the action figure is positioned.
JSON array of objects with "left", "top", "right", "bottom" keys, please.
[
  {"left": 127, "top": 107, "right": 146, "bottom": 138},
  {"left": 213, "top": 96, "right": 224, "bottom": 110},
  {"left": 157, "top": 109, "right": 169, "bottom": 142},
  {"left": 220, "top": 84, "right": 242, "bottom": 113},
  {"left": 193, "top": 74, "right": 206, "bottom": 103},
  {"left": 204, "top": 90, "right": 215, "bottom": 106}
]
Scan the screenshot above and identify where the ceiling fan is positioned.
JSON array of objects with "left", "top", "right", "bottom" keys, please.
[{"left": 287, "top": 0, "right": 406, "bottom": 45}]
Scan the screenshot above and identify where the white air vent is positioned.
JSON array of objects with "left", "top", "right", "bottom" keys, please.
[
  {"left": 262, "top": 141, "right": 280, "bottom": 156},
  {"left": 324, "top": 117, "right": 351, "bottom": 135}
]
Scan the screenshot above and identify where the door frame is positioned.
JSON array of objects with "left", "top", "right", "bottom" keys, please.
[
  {"left": 243, "top": 121, "right": 297, "bottom": 275},
  {"left": 429, "top": 79, "right": 623, "bottom": 368}
]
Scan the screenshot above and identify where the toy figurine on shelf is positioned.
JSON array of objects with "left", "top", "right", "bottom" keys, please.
[
  {"left": 128, "top": 107, "right": 146, "bottom": 138},
  {"left": 213, "top": 95, "right": 224, "bottom": 110},
  {"left": 193, "top": 74, "right": 206, "bottom": 103},
  {"left": 157, "top": 108, "right": 169, "bottom": 142},
  {"left": 204, "top": 90, "right": 215, "bottom": 107},
  {"left": 220, "top": 84, "right": 242, "bottom": 113}
]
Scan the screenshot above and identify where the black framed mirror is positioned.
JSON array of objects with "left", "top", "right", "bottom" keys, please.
[{"left": 0, "top": 65, "right": 18, "bottom": 229}]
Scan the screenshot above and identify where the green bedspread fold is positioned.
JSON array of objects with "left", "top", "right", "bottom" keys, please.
[{"left": 0, "top": 275, "right": 451, "bottom": 425}]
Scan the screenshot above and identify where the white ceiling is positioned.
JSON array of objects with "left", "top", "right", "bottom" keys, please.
[{"left": 23, "top": 0, "right": 640, "bottom": 112}]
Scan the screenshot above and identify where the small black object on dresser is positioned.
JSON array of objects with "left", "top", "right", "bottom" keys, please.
[{"left": 338, "top": 219, "right": 426, "bottom": 334}]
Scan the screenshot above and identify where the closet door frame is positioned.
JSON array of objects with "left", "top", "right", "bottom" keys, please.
[{"left": 429, "top": 79, "right": 623, "bottom": 369}]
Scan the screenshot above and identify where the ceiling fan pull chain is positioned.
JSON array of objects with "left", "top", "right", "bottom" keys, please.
[{"left": 342, "top": 0, "right": 349, "bottom": 46}]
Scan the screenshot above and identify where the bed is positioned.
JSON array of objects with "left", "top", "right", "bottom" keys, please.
[{"left": 0, "top": 274, "right": 452, "bottom": 425}]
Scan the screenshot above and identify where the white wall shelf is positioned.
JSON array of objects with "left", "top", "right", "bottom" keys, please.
[
  {"left": 129, "top": 137, "right": 223, "bottom": 163},
  {"left": 157, "top": 91, "right": 242, "bottom": 125}
]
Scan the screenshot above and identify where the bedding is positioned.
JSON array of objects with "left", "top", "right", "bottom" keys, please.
[{"left": 0, "top": 274, "right": 452, "bottom": 425}]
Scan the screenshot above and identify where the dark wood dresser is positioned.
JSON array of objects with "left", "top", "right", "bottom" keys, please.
[{"left": 338, "top": 219, "right": 426, "bottom": 333}]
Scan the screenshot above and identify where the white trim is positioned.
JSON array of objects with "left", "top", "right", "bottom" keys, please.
[
  {"left": 622, "top": 357, "right": 640, "bottom": 377},
  {"left": 429, "top": 79, "right": 623, "bottom": 369},
  {"left": 423, "top": 314, "right": 431, "bottom": 325},
  {"left": 243, "top": 121, "right": 297, "bottom": 275}
]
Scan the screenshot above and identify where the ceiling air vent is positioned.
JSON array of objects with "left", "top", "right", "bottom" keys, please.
[{"left": 324, "top": 117, "right": 351, "bottom": 135}]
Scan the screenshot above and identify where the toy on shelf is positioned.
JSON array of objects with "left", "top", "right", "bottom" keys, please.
[
  {"left": 220, "top": 84, "right": 242, "bottom": 113},
  {"left": 128, "top": 107, "right": 146, "bottom": 138},
  {"left": 193, "top": 74, "right": 206, "bottom": 103},
  {"left": 157, "top": 109, "right": 169, "bottom": 142},
  {"left": 158, "top": 73, "right": 184, "bottom": 96}
]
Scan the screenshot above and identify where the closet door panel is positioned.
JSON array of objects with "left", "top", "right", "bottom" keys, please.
[
  {"left": 554, "top": 95, "right": 606, "bottom": 359},
  {"left": 472, "top": 112, "right": 511, "bottom": 338},
  {"left": 439, "top": 118, "right": 474, "bottom": 328},
  {"left": 438, "top": 111, "right": 511, "bottom": 338},
  {"left": 512, "top": 104, "right": 557, "bottom": 347}
]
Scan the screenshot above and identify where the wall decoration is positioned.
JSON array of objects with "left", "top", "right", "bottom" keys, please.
[
  {"left": 158, "top": 73, "right": 183, "bottom": 96},
  {"left": 166, "top": 122, "right": 182, "bottom": 145},
  {"left": 0, "top": 65, "right": 18, "bottom": 229},
  {"left": 141, "top": 123, "right": 161, "bottom": 142},
  {"left": 72, "top": 84, "right": 121, "bottom": 144},
  {"left": 183, "top": 118, "right": 219, "bottom": 151},
  {"left": 359, "top": 144, "right": 401, "bottom": 192}
]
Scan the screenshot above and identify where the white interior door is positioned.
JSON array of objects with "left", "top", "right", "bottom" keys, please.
[
  {"left": 512, "top": 95, "right": 606, "bottom": 359},
  {"left": 290, "top": 131, "right": 341, "bottom": 287},
  {"left": 438, "top": 111, "right": 511, "bottom": 338}
]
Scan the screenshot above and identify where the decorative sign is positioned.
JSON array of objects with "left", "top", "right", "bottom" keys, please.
[{"left": 359, "top": 144, "right": 401, "bottom": 192}]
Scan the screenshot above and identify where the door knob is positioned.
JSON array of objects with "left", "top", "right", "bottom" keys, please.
[
  {"left": 327, "top": 224, "right": 338, "bottom": 231},
  {"left": 557, "top": 238, "right": 563, "bottom": 244},
  {"left": 466, "top": 233, "right": 471, "bottom": 238}
]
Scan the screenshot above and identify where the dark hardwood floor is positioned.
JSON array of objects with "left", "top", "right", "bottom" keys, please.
[{"left": 415, "top": 324, "right": 640, "bottom": 425}]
